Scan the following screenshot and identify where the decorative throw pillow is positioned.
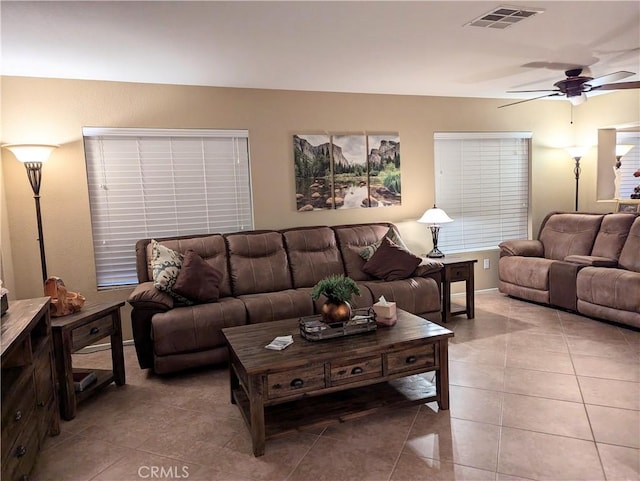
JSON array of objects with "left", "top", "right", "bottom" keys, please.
[
  {"left": 173, "top": 250, "right": 224, "bottom": 303},
  {"left": 362, "top": 236, "right": 422, "bottom": 281},
  {"left": 359, "top": 227, "right": 408, "bottom": 261},
  {"left": 151, "top": 240, "right": 192, "bottom": 305}
]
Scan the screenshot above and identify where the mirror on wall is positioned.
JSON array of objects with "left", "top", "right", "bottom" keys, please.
[{"left": 597, "top": 127, "right": 640, "bottom": 201}]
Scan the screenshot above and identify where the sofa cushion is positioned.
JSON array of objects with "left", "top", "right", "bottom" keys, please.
[
  {"left": 226, "top": 231, "right": 292, "bottom": 295},
  {"left": 282, "top": 226, "right": 345, "bottom": 288},
  {"left": 539, "top": 213, "right": 604, "bottom": 260},
  {"left": 577, "top": 267, "right": 640, "bottom": 313},
  {"left": 333, "top": 223, "right": 395, "bottom": 281},
  {"left": 591, "top": 213, "right": 637, "bottom": 260},
  {"left": 150, "top": 240, "right": 192, "bottom": 305},
  {"left": 362, "top": 237, "right": 422, "bottom": 281},
  {"left": 238, "top": 289, "right": 314, "bottom": 324},
  {"left": 363, "top": 277, "right": 441, "bottom": 316},
  {"left": 618, "top": 217, "right": 640, "bottom": 272},
  {"left": 151, "top": 297, "right": 247, "bottom": 356},
  {"left": 173, "top": 250, "right": 223, "bottom": 303}
]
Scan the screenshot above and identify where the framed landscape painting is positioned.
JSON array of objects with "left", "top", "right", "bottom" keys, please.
[
  {"left": 294, "top": 133, "right": 401, "bottom": 211},
  {"left": 293, "top": 134, "right": 333, "bottom": 211}
]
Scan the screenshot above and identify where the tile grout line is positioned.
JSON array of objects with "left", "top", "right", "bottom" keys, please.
[{"left": 560, "top": 309, "right": 609, "bottom": 481}]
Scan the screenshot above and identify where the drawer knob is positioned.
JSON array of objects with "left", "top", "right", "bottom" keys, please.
[
  {"left": 90, "top": 327, "right": 100, "bottom": 335},
  {"left": 37, "top": 400, "right": 46, "bottom": 407},
  {"left": 14, "top": 410, "right": 22, "bottom": 421},
  {"left": 406, "top": 355, "right": 417, "bottom": 364},
  {"left": 16, "top": 445, "right": 27, "bottom": 458},
  {"left": 290, "top": 378, "right": 304, "bottom": 388},
  {"left": 351, "top": 367, "right": 364, "bottom": 375}
]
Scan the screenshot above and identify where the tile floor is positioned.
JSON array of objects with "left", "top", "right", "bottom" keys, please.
[{"left": 33, "top": 290, "right": 640, "bottom": 481}]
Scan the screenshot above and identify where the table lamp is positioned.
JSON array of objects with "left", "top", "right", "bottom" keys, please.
[{"left": 418, "top": 205, "right": 453, "bottom": 258}]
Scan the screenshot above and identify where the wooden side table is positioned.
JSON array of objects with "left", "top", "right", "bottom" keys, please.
[
  {"left": 439, "top": 257, "right": 477, "bottom": 323},
  {"left": 51, "top": 300, "right": 126, "bottom": 420}
]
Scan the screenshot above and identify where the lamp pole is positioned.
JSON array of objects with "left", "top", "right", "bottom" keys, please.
[
  {"left": 24, "top": 162, "right": 48, "bottom": 282},
  {"left": 573, "top": 157, "right": 581, "bottom": 212},
  {"left": 565, "top": 146, "right": 588, "bottom": 212}
]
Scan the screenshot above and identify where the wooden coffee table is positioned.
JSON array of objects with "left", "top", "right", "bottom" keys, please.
[{"left": 222, "top": 309, "right": 453, "bottom": 456}]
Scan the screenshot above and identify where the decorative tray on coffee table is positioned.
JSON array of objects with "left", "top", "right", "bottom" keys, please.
[{"left": 299, "top": 307, "right": 377, "bottom": 341}]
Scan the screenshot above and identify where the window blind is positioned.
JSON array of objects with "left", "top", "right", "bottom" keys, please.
[
  {"left": 434, "top": 132, "right": 531, "bottom": 252},
  {"left": 83, "top": 128, "right": 253, "bottom": 289},
  {"left": 617, "top": 132, "right": 640, "bottom": 199}
]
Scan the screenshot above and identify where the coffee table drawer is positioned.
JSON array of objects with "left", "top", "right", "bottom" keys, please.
[
  {"left": 386, "top": 345, "right": 436, "bottom": 374},
  {"left": 330, "top": 355, "right": 382, "bottom": 386},
  {"left": 267, "top": 366, "right": 326, "bottom": 399}
]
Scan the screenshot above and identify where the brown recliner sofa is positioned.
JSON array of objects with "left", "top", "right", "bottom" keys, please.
[
  {"left": 498, "top": 212, "right": 639, "bottom": 328},
  {"left": 128, "top": 223, "right": 443, "bottom": 374}
]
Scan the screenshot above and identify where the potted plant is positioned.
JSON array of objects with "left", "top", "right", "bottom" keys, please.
[{"left": 311, "top": 274, "right": 360, "bottom": 324}]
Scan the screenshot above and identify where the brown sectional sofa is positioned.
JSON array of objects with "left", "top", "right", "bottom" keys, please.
[
  {"left": 128, "top": 222, "right": 443, "bottom": 374},
  {"left": 498, "top": 212, "right": 640, "bottom": 329}
]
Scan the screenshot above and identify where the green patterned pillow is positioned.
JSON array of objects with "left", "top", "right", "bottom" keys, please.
[
  {"left": 151, "top": 240, "right": 193, "bottom": 305},
  {"left": 359, "top": 227, "right": 409, "bottom": 260}
]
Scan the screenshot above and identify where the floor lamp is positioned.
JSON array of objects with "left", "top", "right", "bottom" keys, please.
[
  {"left": 3, "top": 144, "right": 58, "bottom": 283},
  {"left": 565, "top": 146, "right": 588, "bottom": 211}
]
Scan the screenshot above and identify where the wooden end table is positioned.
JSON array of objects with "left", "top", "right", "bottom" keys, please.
[
  {"left": 439, "top": 257, "right": 478, "bottom": 323},
  {"left": 51, "top": 300, "right": 126, "bottom": 420}
]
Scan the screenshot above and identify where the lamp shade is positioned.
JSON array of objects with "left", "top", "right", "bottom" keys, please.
[
  {"left": 615, "top": 144, "right": 634, "bottom": 158},
  {"left": 568, "top": 93, "right": 587, "bottom": 106},
  {"left": 417, "top": 205, "right": 453, "bottom": 225},
  {"left": 3, "top": 144, "right": 58, "bottom": 163},
  {"left": 565, "top": 146, "right": 588, "bottom": 159}
]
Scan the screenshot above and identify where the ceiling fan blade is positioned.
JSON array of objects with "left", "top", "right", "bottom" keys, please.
[
  {"left": 498, "top": 93, "right": 562, "bottom": 109},
  {"left": 586, "top": 71, "right": 634, "bottom": 88},
  {"left": 591, "top": 81, "right": 640, "bottom": 91},
  {"left": 506, "top": 89, "right": 561, "bottom": 93}
]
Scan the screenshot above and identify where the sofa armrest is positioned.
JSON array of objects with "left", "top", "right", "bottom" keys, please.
[
  {"left": 127, "top": 282, "right": 173, "bottom": 310},
  {"left": 499, "top": 239, "right": 543, "bottom": 257},
  {"left": 564, "top": 255, "right": 618, "bottom": 267},
  {"left": 414, "top": 259, "right": 444, "bottom": 276}
]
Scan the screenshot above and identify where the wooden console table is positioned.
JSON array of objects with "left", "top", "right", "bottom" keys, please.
[
  {"left": 51, "top": 300, "right": 126, "bottom": 420},
  {"left": 1, "top": 298, "right": 60, "bottom": 481},
  {"left": 222, "top": 309, "right": 453, "bottom": 456},
  {"left": 440, "top": 257, "right": 478, "bottom": 322}
]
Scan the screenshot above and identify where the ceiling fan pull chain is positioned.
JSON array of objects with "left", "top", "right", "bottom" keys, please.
[{"left": 570, "top": 104, "right": 574, "bottom": 125}]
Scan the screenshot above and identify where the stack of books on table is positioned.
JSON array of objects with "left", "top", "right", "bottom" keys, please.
[{"left": 73, "top": 370, "right": 97, "bottom": 392}]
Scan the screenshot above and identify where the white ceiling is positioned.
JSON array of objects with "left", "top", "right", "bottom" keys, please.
[{"left": 2, "top": 1, "right": 640, "bottom": 102}]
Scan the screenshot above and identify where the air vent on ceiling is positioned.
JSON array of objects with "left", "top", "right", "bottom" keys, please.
[{"left": 465, "top": 5, "right": 544, "bottom": 29}]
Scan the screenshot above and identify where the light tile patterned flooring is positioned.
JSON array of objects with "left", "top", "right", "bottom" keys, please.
[{"left": 33, "top": 291, "right": 640, "bottom": 481}]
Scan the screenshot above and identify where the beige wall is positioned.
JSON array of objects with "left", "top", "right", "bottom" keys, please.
[{"left": 1, "top": 76, "right": 639, "bottom": 340}]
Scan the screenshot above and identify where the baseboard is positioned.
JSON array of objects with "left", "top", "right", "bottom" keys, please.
[{"left": 77, "top": 339, "right": 135, "bottom": 354}]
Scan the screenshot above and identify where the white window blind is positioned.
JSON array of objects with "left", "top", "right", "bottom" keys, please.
[
  {"left": 617, "top": 132, "right": 640, "bottom": 199},
  {"left": 434, "top": 132, "right": 531, "bottom": 252},
  {"left": 83, "top": 128, "right": 253, "bottom": 289}
]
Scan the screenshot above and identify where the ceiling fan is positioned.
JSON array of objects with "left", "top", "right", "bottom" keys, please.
[{"left": 499, "top": 68, "right": 640, "bottom": 108}]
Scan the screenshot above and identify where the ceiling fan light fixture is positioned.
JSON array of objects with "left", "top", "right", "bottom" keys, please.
[{"left": 568, "top": 93, "right": 587, "bottom": 106}]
